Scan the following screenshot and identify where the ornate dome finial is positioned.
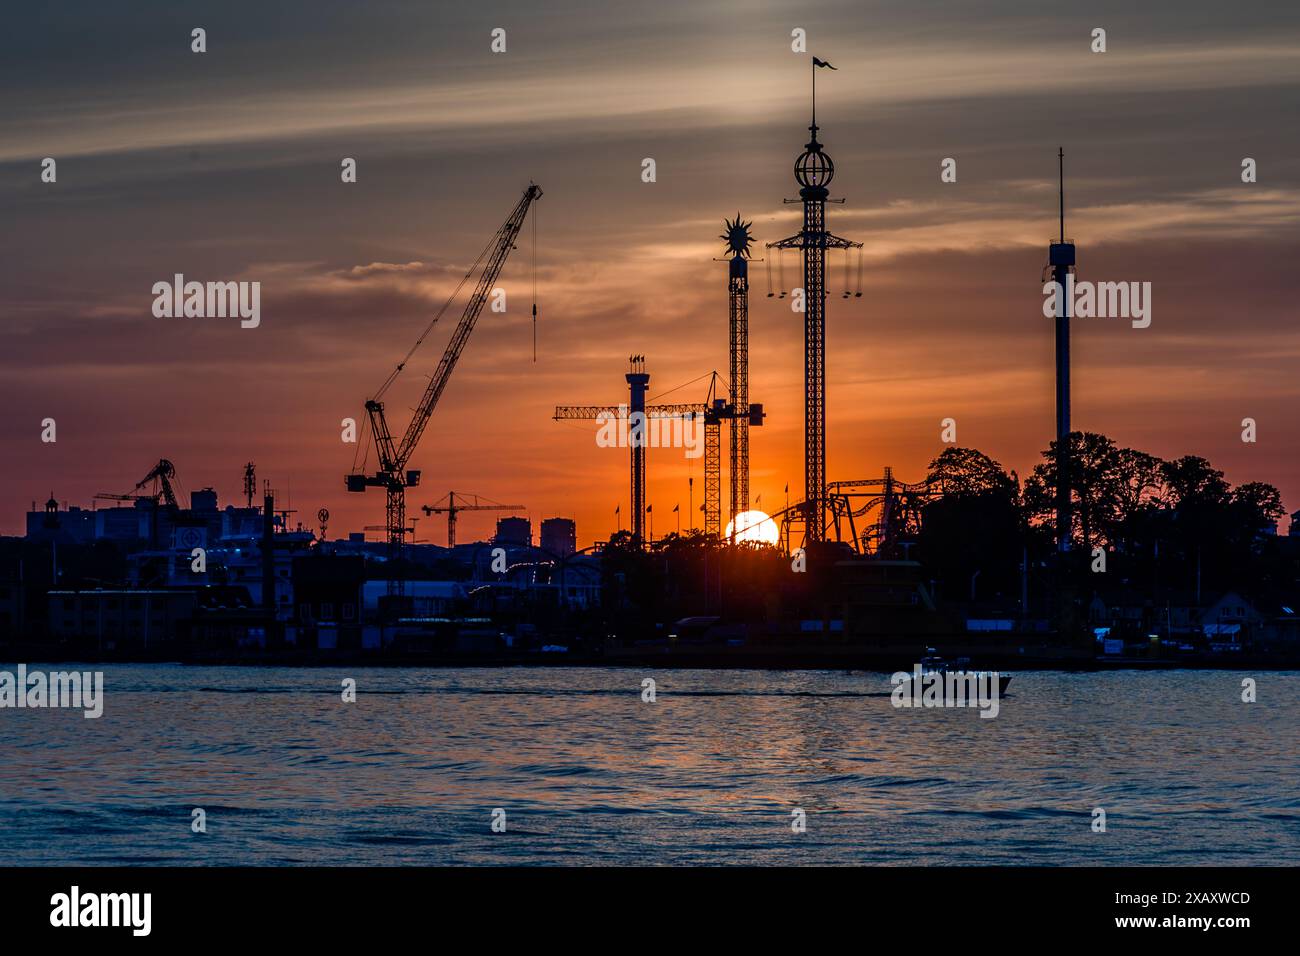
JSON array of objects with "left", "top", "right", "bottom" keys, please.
[{"left": 795, "top": 140, "right": 834, "bottom": 190}]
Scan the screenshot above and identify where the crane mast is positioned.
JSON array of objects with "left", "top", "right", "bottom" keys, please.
[
  {"left": 348, "top": 183, "right": 542, "bottom": 596},
  {"left": 554, "top": 366, "right": 722, "bottom": 546},
  {"left": 421, "top": 492, "right": 525, "bottom": 548}
]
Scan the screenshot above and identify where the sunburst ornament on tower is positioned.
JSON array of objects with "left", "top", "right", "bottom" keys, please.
[{"left": 721, "top": 214, "right": 754, "bottom": 258}]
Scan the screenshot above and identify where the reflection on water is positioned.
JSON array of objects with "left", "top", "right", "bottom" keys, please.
[{"left": 0, "top": 666, "right": 1296, "bottom": 865}]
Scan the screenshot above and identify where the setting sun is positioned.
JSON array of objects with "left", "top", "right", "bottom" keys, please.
[{"left": 725, "top": 509, "right": 779, "bottom": 545}]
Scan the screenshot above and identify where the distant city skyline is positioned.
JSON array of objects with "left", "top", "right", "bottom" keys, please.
[{"left": 4, "top": 1, "right": 1300, "bottom": 545}]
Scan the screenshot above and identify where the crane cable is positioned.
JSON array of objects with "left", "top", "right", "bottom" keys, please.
[
  {"left": 646, "top": 369, "right": 718, "bottom": 405},
  {"left": 372, "top": 224, "right": 500, "bottom": 402},
  {"left": 531, "top": 200, "right": 538, "bottom": 362},
  {"left": 351, "top": 188, "right": 538, "bottom": 479},
  {"left": 350, "top": 411, "right": 373, "bottom": 475}
]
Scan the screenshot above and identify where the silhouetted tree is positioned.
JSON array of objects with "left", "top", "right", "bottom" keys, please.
[
  {"left": 1024, "top": 432, "right": 1132, "bottom": 549},
  {"left": 1230, "top": 481, "right": 1284, "bottom": 533},
  {"left": 1161, "top": 456, "right": 1230, "bottom": 509},
  {"left": 927, "top": 446, "right": 1017, "bottom": 497},
  {"left": 919, "top": 448, "right": 1022, "bottom": 601}
]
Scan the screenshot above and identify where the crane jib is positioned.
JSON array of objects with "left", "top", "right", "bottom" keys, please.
[
  {"left": 391, "top": 186, "right": 540, "bottom": 468},
  {"left": 346, "top": 183, "right": 541, "bottom": 596}
]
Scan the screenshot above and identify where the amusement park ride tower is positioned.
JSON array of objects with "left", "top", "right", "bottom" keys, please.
[
  {"left": 768, "top": 58, "right": 861, "bottom": 543},
  {"left": 1047, "top": 148, "right": 1075, "bottom": 555},
  {"left": 719, "top": 215, "right": 765, "bottom": 538}
]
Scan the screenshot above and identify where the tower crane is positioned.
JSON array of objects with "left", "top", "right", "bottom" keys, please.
[
  {"left": 95, "top": 458, "right": 180, "bottom": 508},
  {"left": 346, "top": 183, "right": 542, "bottom": 595},
  {"left": 95, "top": 458, "right": 182, "bottom": 549},
  {"left": 421, "top": 492, "right": 524, "bottom": 548},
  {"left": 555, "top": 363, "right": 750, "bottom": 543}
]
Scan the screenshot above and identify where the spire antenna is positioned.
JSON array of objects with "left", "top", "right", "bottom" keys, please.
[
  {"left": 811, "top": 58, "right": 817, "bottom": 132},
  {"left": 1058, "top": 147, "right": 1065, "bottom": 244}
]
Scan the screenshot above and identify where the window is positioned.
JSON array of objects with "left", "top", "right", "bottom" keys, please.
[
  {"left": 342, "top": 603, "right": 355, "bottom": 621},
  {"left": 321, "top": 602, "right": 334, "bottom": 619}
]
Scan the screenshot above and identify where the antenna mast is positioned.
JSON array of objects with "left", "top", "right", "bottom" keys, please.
[{"left": 1059, "top": 147, "right": 1065, "bottom": 243}]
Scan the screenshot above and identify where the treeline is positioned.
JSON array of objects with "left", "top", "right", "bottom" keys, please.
[
  {"left": 918, "top": 433, "right": 1291, "bottom": 604},
  {"left": 591, "top": 432, "right": 1293, "bottom": 630}
]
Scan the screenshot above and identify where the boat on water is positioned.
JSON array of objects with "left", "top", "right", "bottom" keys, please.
[{"left": 906, "top": 648, "right": 1013, "bottom": 695}]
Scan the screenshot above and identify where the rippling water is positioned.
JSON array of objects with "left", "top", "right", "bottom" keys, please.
[{"left": 1, "top": 665, "right": 1296, "bottom": 865}]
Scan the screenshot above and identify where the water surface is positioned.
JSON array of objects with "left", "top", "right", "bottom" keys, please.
[{"left": 1, "top": 665, "right": 1296, "bottom": 865}]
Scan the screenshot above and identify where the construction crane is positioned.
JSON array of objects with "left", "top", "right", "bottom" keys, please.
[
  {"left": 94, "top": 458, "right": 181, "bottom": 549},
  {"left": 554, "top": 361, "right": 731, "bottom": 543},
  {"left": 95, "top": 459, "right": 180, "bottom": 508},
  {"left": 421, "top": 492, "right": 524, "bottom": 548},
  {"left": 347, "top": 183, "right": 542, "bottom": 595}
]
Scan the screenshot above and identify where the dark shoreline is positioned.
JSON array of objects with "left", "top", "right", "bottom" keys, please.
[{"left": 3, "top": 645, "right": 1297, "bottom": 671}]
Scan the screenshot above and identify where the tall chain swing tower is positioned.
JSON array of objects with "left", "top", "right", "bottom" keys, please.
[{"left": 768, "top": 57, "right": 861, "bottom": 543}]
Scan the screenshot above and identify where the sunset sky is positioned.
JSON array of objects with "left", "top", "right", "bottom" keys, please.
[{"left": 4, "top": 1, "right": 1299, "bottom": 546}]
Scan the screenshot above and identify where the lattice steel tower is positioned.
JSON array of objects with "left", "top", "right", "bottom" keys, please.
[
  {"left": 769, "top": 59, "right": 860, "bottom": 543},
  {"left": 719, "top": 215, "right": 765, "bottom": 534}
]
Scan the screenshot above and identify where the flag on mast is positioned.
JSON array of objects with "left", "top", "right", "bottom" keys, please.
[{"left": 813, "top": 57, "right": 836, "bottom": 69}]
